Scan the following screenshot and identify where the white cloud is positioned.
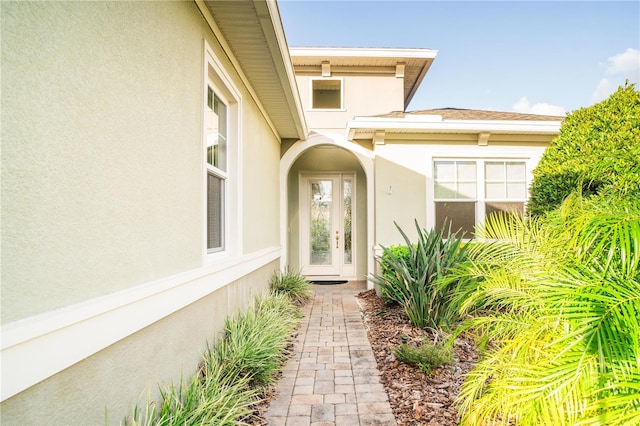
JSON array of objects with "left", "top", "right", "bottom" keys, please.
[
  {"left": 513, "top": 97, "right": 566, "bottom": 116},
  {"left": 591, "top": 78, "right": 613, "bottom": 104},
  {"left": 591, "top": 48, "right": 640, "bottom": 104},
  {"left": 605, "top": 48, "right": 640, "bottom": 77}
]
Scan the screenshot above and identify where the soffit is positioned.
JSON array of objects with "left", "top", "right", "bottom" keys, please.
[
  {"left": 348, "top": 109, "right": 563, "bottom": 140},
  {"left": 202, "top": 0, "right": 306, "bottom": 140},
  {"left": 290, "top": 47, "right": 437, "bottom": 109}
]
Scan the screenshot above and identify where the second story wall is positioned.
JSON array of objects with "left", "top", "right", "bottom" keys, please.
[
  {"left": 295, "top": 73, "right": 405, "bottom": 133},
  {"left": 290, "top": 47, "right": 437, "bottom": 134}
]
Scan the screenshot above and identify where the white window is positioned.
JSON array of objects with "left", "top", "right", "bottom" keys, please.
[
  {"left": 311, "top": 78, "right": 343, "bottom": 110},
  {"left": 206, "top": 87, "right": 227, "bottom": 251},
  {"left": 204, "top": 41, "right": 240, "bottom": 255},
  {"left": 434, "top": 159, "right": 527, "bottom": 237}
]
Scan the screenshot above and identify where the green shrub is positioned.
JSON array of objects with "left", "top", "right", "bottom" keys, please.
[
  {"left": 369, "top": 220, "right": 469, "bottom": 329},
  {"left": 209, "top": 294, "right": 299, "bottom": 386},
  {"left": 124, "top": 293, "right": 301, "bottom": 426},
  {"left": 379, "top": 244, "right": 412, "bottom": 303},
  {"left": 450, "top": 195, "right": 640, "bottom": 425},
  {"left": 528, "top": 83, "right": 640, "bottom": 217},
  {"left": 269, "top": 268, "right": 312, "bottom": 305},
  {"left": 125, "top": 363, "right": 259, "bottom": 426},
  {"left": 393, "top": 339, "right": 453, "bottom": 375}
]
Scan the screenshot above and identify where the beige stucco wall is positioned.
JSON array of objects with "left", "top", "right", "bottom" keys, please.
[
  {"left": 1, "top": 1, "right": 204, "bottom": 323},
  {"left": 295, "top": 75, "right": 404, "bottom": 132},
  {"left": 0, "top": 261, "right": 276, "bottom": 426},
  {"left": 373, "top": 138, "right": 549, "bottom": 246},
  {"left": 374, "top": 153, "right": 428, "bottom": 246},
  {"left": 1, "top": 1, "right": 282, "bottom": 324},
  {"left": 243, "top": 105, "right": 282, "bottom": 252},
  {"left": 1, "top": 1, "right": 286, "bottom": 422},
  {"left": 287, "top": 145, "right": 368, "bottom": 279}
]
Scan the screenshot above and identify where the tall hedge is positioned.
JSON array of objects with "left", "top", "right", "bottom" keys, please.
[{"left": 528, "top": 83, "right": 640, "bottom": 217}]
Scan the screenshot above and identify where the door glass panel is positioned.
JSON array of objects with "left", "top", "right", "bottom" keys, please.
[
  {"left": 343, "top": 179, "right": 352, "bottom": 264},
  {"left": 310, "top": 180, "right": 332, "bottom": 265}
]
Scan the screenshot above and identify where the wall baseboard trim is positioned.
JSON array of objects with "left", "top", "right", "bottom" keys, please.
[{"left": 0, "top": 247, "right": 281, "bottom": 402}]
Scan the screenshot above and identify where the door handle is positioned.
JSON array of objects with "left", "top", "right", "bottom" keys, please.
[{"left": 335, "top": 231, "right": 339, "bottom": 248}]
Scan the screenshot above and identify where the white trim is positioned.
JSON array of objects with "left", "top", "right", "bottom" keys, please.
[
  {"left": 298, "top": 172, "right": 356, "bottom": 277},
  {"left": 290, "top": 47, "right": 438, "bottom": 60},
  {"left": 195, "top": 0, "right": 280, "bottom": 141},
  {"left": 0, "top": 247, "right": 280, "bottom": 402},
  {"left": 203, "top": 40, "right": 243, "bottom": 259},
  {"left": 348, "top": 117, "right": 562, "bottom": 134},
  {"left": 262, "top": 0, "right": 309, "bottom": 139},
  {"left": 426, "top": 154, "right": 539, "bottom": 231},
  {"left": 280, "top": 134, "right": 375, "bottom": 288},
  {"left": 309, "top": 77, "right": 344, "bottom": 111}
]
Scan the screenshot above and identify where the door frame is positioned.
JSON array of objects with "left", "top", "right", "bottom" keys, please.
[
  {"left": 299, "top": 171, "right": 356, "bottom": 279},
  {"left": 279, "top": 134, "right": 375, "bottom": 289}
]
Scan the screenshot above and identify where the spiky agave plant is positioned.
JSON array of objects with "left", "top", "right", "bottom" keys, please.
[
  {"left": 451, "top": 194, "right": 640, "bottom": 426},
  {"left": 369, "top": 220, "right": 470, "bottom": 329}
]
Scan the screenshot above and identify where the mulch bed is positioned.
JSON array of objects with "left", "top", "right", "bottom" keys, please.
[{"left": 356, "top": 289, "right": 479, "bottom": 426}]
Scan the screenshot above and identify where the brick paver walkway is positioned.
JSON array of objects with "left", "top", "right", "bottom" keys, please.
[{"left": 265, "top": 281, "right": 396, "bottom": 426}]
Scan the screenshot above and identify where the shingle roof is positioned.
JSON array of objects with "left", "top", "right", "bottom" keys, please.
[{"left": 376, "top": 108, "right": 565, "bottom": 121}]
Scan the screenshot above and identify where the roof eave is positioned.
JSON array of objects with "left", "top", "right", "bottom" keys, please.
[
  {"left": 197, "top": 0, "right": 308, "bottom": 141},
  {"left": 404, "top": 58, "right": 434, "bottom": 109},
  {"left": 347, "top": 117, "right": 562, "bottom": 136},
  {"left": 261, "top": 0, "right": 308, "bottom": 140},
  {"left": 289, "top": 47, "right": 438, "bottom": 60}
]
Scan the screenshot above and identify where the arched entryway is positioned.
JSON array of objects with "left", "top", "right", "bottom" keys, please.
[{"left": 280, "top": 133, "right": 374, "bottom": 287}]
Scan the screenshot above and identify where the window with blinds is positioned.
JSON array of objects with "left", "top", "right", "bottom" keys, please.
[
  {"left": 206, "top": 86, "right": 228, "bottom": 252},
  {"left": 434, "top": 159, "right": 527, "bottom": 238}
]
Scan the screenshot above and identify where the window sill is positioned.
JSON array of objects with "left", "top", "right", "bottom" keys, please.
[{"left": 308, "top": 108, "right": 347, "bottom": 112}]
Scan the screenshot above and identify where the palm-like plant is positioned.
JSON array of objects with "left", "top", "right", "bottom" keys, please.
[
  {"left": 370, "top": 220, "right": 469, "bottom": 329},
  {"left": 451, "top": 194, "right": 640, "bottom": 425}
]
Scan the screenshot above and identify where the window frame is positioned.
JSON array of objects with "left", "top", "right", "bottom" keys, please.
[
  {"left": 203, "top": 41, "right": 241, "bottom": 259},
  {"left": 432, "top": 158, "right": 529, "bottom": 236},
  {"left": 309, "top": 77, "right": 344, "bottom": 111}
]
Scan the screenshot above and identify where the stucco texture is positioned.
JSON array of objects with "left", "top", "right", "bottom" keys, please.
[
  {"left": 242, "top": 102, "right": 282, "bottom": 253},
  {"left": 2, "top": 2, "right": 204, "bottom": 323},
  {"left": 0, "top": 262, "right": 275, "bottom": 426}
]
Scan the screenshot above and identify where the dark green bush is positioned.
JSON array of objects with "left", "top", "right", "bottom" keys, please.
[
  {"left": 370, "top": 220, "right": 469, "bottom": 329},
  {"left": 393, "top": 339, "right": 453, "bottom": 375},
  {"left": 528, "top": 83, "right": 640, "bottom": 217},
  {"left": 379, "top": 244, "right": 412, "bottom": 303}
]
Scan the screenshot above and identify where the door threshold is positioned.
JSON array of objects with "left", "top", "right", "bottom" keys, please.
[{"left": 304, "top": 275, "right": 356, "bottom": 280}]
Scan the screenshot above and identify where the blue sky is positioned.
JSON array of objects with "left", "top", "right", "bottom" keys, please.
[{"left": 278, "top": 1, "right": 640, "bottom": 115}]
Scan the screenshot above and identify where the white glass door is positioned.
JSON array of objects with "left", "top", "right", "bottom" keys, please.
[{"left": 300, "top": 173, "right": 355, "bottom": 277}]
